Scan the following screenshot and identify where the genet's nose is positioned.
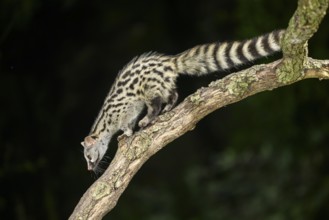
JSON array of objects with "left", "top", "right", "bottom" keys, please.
[{"left": 87, "top": 162, "right": 95, "bottom": 171}]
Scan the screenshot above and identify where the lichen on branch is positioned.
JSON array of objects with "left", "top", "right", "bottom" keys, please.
[{"left": 278, "top": 0, "right": 329, "bottom": 83}]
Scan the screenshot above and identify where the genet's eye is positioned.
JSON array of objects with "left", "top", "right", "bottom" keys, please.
[
  {"left": 91, "top": 135, "right": 98, "bottom": 139},
  {"left": 87, "top": 155, "right": 92, "bottom": 161}
]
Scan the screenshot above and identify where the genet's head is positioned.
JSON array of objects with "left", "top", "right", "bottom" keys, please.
[{"left": 81, "top": 135, "right": 108, "bottom": 171}]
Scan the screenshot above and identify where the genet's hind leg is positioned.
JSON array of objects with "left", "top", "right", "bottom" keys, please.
[
  {"left": 162, "top": 90, "right": 178, "bottom": 113},
  {"left": 138, "top": 96, "right": 162, "bottom": 128}
]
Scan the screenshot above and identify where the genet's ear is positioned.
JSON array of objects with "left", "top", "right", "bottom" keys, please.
[
  {"left": 84, "top": 135, "right": 97, "bottom": 148},
  {"left": 81, "top": 141, "right": 85, "bottom": 147}
]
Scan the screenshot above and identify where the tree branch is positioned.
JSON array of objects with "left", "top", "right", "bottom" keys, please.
[
  {"left": 278, "top": 0, "right": 329, "bottom": 82},
  {"left": 70, "top": 0, "right": 329, "bottom": 219}
]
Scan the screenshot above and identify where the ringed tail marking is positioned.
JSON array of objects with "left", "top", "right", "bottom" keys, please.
[{"left": 174, "top": 30, "right": 284, "bottom": 75}]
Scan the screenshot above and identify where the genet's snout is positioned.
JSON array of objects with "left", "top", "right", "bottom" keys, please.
[{"left": 87, "top": 161, "right": 95, "bottom": 171}]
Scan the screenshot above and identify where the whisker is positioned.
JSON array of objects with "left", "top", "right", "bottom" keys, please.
[
  {"left": 103, "top": 156, "right": 112, "bottom": 162},
  {"left": 98, "top": 161, "right": 109, "bottom": 166},
  {"left": 90, "top": 171, "right": 98, "bottom": 180},
  {"left": 93, "top": 167, "right": 105, "bottom": 177}
]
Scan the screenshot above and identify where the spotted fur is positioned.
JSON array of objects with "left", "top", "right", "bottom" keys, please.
[{"left": 82, "top": 30, "right": 285, "bottom": 171}]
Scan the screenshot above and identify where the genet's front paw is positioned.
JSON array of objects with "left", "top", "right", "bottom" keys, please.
[
  {"left": 138, "top": 118, "right": 150, "bottom": 128},
  {"left": 123, "top": 129, "right": 133, "bottom": 137}
]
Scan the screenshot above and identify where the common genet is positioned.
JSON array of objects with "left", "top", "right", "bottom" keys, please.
[{"left": 81, "top": 30, "right": 285, "bottom": 172}]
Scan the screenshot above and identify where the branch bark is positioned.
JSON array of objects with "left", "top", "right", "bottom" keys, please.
[{"left": 70, "top": 0, "right": 329, "bottom": 219}]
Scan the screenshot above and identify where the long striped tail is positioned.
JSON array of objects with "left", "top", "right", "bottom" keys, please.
[{"left": 174, "top": 30, "right": 285, "bottom": 76}]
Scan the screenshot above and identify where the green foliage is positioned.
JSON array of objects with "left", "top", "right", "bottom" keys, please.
[{"left": 0, "top": 0, "right": 328, "bottom": 219}]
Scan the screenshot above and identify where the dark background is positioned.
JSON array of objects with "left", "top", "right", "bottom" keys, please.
[{"left": 1, "top": 0, "right": 329, "bottom": 219}]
